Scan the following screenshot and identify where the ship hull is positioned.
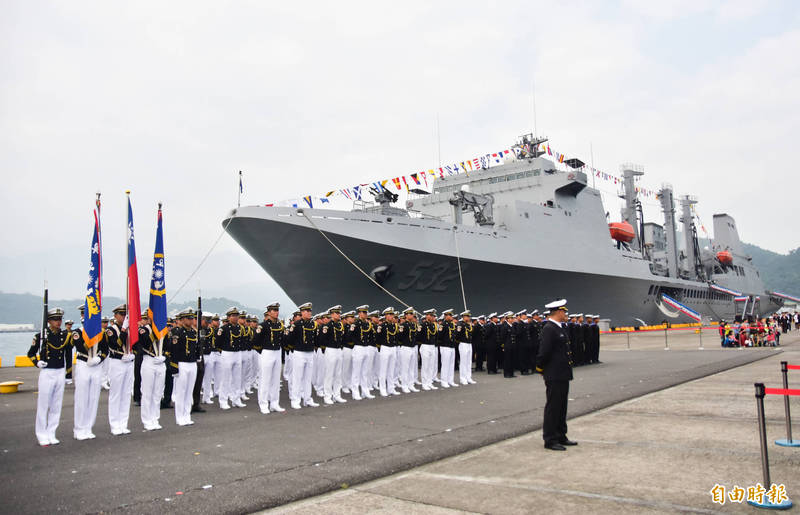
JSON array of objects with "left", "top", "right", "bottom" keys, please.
[{"left": 225, "top": 214, "right": 777, "bottom": 325}]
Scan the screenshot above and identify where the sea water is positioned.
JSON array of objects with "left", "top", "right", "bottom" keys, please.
[{"left": 0, "top": 332, "right": 36, "bottom": 366}]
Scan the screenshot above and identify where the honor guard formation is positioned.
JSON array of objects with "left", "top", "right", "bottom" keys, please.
[{"left": 26, "top": 299, "right": 603, "bottom": 448}]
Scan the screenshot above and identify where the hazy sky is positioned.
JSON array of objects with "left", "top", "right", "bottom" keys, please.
[{"left": 2, "top": 0, "right": 799, "bottom": 304}]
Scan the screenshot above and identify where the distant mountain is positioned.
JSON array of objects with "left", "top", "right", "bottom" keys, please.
[
  {"left": 742, "top": 243, "right": 800, "bottom": 296},
  {"left": 0, "top": 291, "right": 259, "bottom": 325}
]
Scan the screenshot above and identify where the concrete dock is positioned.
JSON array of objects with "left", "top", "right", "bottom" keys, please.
[{"left": 0, "top": 331, "right": 796, "bottom": 514}]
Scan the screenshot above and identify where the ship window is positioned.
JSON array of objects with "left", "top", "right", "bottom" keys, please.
[
  {"left": 516, "top": 172, "right": 524, "bottom": 179},
  {"left": 524, "top": 212, "right": 529, "bottom": 218},
  {"left": 534, "top": 170, "right": 541, "bottom": 176}
]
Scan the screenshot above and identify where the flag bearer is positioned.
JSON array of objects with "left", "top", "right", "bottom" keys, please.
[
  {"left": 106, "top": 304, "right": 135, "bottom": 435},
  {"left": 138, "top": 315, "right": 166, "bottom": 431},
  {"left": 72, "top": 305, "right": 108, "bottom": 439}
]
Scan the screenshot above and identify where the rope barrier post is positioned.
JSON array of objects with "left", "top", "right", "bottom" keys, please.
[
  {"left": 754, "top": 383, "right": 772, "bottom": 500},
  {"left": 663, "top": 326, "right": 669, "bottom": 351},
  {"left": 776, "top": 361, "right": 800, "bottom": 447},
  {"left": 750, "top": 383, "right": 794, "bottom": 509},
  {"left": 697, "top": 324, "right": 704, "bottom": 350},
  {"left": 626, "top": 330, "right": 630, "bottom": 350}
]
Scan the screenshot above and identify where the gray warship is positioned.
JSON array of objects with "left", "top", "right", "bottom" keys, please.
[{"left": 223, "top": 135, "right": 785, "bottom": 325}]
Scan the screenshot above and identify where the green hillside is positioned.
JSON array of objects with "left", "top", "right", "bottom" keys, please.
[{"left": 742, "top": 243, "right": 800, "bottom": 296}]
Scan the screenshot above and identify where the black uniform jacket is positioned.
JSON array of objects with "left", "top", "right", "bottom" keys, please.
[{"left": 536, "top": 320, "right": 574, "bottom": 382}]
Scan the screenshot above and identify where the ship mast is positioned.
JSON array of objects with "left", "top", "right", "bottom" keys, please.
[
  {"left": 659, "top": 184, "right": 680, "bottom": 279},
  {"left": 619, "top": 164, "right": 644, "bottom": 252}
]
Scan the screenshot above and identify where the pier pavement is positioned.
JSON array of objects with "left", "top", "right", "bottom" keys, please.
[{"left": 0, "top": 331, "right": 794, "bottom": 514}]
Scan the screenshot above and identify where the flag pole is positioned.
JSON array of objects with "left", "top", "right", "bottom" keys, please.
[
  {"left": 238, "top": 171, "right": 242, "bottom": 207},
  {"left": 125, "top": 190, "right": 131, "bottom": 354},
  {"left": 96, "top": 192, "right": 102, "bottom": 316}
]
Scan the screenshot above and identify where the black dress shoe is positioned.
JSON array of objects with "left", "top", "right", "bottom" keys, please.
[
  {"left": 504, "top": 374, "right": 516, "bottom": 378},
  {"left": 191, "top": 406, "right": 207, "bottom": 413},
  {"left": 560, "top": 439, "right": 578, "bottom": 446},
  {"left": 521, "top": 371, "right": 531, "bottom": 375},
  {"left": 544, "top": 443, "right": 567, "bottom": 451},
  {"left": 134, "top": 400, "right": 141, "bottom": 407}
]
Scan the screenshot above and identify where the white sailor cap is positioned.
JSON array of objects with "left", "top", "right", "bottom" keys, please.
[
  {"left": 112, "top": 304, "right": 127, "bottom": 315},
  {"left": 264, "top": 302, "right": 280, "bottom": 313},
  {"left": 327, "top": 305, "right": 342, "bottom": 314},
  {"left": 488, "top": 312, "right": 498, "bottom": 319},
  {"left": 298, "top": 302, "right": 313, "bottom": 311},
  {"left": 593, "top": 314, "right": 600, "bottom": 319},
  {"left": 226, "top": 307, "right": 240, "bottom": 316},
  {"left": 343, "top": 310, "right": 356, "bottom": 317},
  {"left": 544, "top": 299, "right": 568, "bottom": 311},
  {"left": 529, "top": 309, "right": 539, "bottom": 316},
  {"left": 47, "top": 308, "right": 64, "bottom": 319},
  {"left": 477, "top": 314, "right": 486, "bottom": 320},
  {"left": 460, "top": 310, "right": 471, "bottom": 317},
  {"left": 543, "top": 310, "right": 551, "bottom": 316},
  {"left": 402, "top": 306, "right": 415, "bottom": 315},
  {"left": 442, "top": 308, "right": 455, "bottom": 316},
  {"left": 65, "top": 319, "right": 74, "bottom": 324},
  {"left": 368, "top": 310, "right": 380, "bottom": 317},
  {"left": 515, "top": 309, "right": 527, "bottom": 317},
  {"left": 423, "top": 308, "right": 437, "bottom": 315},
  {"left": 356, "top": 305, "right": 369, "bottom": 313},
  {"left": 382, "top": 307, "right": 395, "bottom": 316},
  {"left": 502, "top": 311, "right": 514, "bottom": 318}
]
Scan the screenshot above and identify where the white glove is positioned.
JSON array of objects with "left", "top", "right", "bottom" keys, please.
[
  {"left": 36, "top": 361, "right": 47, "bottom": 369},
  {"left": 88, "top": 356, "right": 102, "bottom": 367},
  {"left": 122, "top": 354, "right": 135, "bottom": 363},
  {"left": 155, "top": 355, "right": 166, "bottom": 364}
]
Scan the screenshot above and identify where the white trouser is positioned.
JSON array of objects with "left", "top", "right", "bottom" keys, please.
[
  {"left": 289, "top": 350, "right": 314, "bottom": 403},
  {"left": 35, "top": 367, "right": 65, "bottom": 444},
  {"left": 140, "top": 356, "right": 165, "bottom": 428},
  {"left": 341, "top": 347, "right": 353, "bottom": 390},
  {"left": 74, "top": 360, "right": 103, "bottom": 437},
  {"left": 220, "top": 351, "right": 240, "bottom": 405},
  {"left": 283, "top": 350, "right": 293, "bottom": 382},
  {"left": 323, "top": 347, "right": 343, "bottom": 399},
  {"left": 240, "top": 350, "right": 252, "bottom": 392},
  {"left": 439, "top": 347, "right": 456, "bottom": 385},
  {"left": 378, "top": 346, "right": 397, "bottom": 393},
  {"left": 108, "top": 359, "right": 134, "bottom": 432},
  {"left": 413, "top": 346, "right": 420, "bottom": 382},
  {"left": 312, "top": 349, "right": 325, "bottom": 394},
  {"left": 174, "top": 362, "right": 197, "bottom": 425},
  {"left": 370, "top": 346, "right": 380, "bottom": 387},
  {"left": 420, "top": 344, "right": 437, "bottom": 387},
  {"left": 398, "top": 346, "right": 415, "bottom": 389},
  {"left": 202, "top": 352, "right": 220, "bottom": 402},
  {"left": 102, "top": 356, "right": 110, "bottom": 383},
  {"left": 350, "top": 345, "right": 369, "bottom": 394},
  {"left": 458, "top": 342, "right": 473, "bottom": 383},
  {"left": 258, "top": 349, "right": 282, "bottom": 410},
  {"left": 393, "top": 350, "right": 402, "bottom": 386}
]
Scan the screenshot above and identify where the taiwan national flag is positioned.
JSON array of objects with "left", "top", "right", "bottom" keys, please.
[
  {"left": 148, "top": 206, "right": 168, "bottom": 341},
  {"left": 82, "top": 210, "right": 103, "bottom": 348},
  {"left": 126, "top": 196, "right": 141, "bottom": 349}
]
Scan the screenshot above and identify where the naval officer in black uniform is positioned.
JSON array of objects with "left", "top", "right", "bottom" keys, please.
[{"left": 536, "top": 299, "right": 577, "bottom": 451}]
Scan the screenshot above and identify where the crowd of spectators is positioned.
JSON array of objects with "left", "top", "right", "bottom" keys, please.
[{"left": 717, "top": 312, "right": 798, "bottom": 348}]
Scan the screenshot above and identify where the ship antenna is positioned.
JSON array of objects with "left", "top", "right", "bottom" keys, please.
[
  {"left": 436, "top": 113, "right": 442, "bottom": 168},
  {"left": 532, "top": 77, "right": 538, "bottom": 139}
]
